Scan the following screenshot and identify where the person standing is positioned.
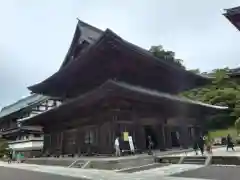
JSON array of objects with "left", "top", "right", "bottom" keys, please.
[
  {"left": 7, "top": 151, "right": 12, "bottom": 164},
  {"left": 226, "top": 134, "right": 235, "bottom": 151},
  {"left": 147, "top": 136, "right": 154, "bottom": 155},
  {"left": 198, "top": 136, "right": 204, "bottom": 155},
  {"left": 193, "top": 136, "right": 199, "bottom": 155},
  {"left": 114, "top": 137, "right": 121, "bottom": 157}
]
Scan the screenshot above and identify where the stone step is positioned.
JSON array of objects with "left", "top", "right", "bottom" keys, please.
[
  {"left": 24, "top": 159, "right": 75, "bottom": 167},
  {"left": 85, "top": 157, "right": 155, "bottom": 170},
  {"left": 182, "top": 161, "right": 205, "bottom": 165},
  {"left": 116, "top": 163, "right": 169, "bottom": 173},
  {"left": 181, "top": 156, "right": 207, "bottom": 165},
  {"left": 69, "top": 160, "right": 87, "bottom": 168}
]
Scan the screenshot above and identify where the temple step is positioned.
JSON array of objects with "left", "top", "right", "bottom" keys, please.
[
  {"left": 69, "top": 160, "right": 88, "bottom": 168},
  {"left": 115, "top": 163, "right": 169, "bottom": 173},
  {"left": 181, "top": 156, "right": 207, "bottom": 165}
]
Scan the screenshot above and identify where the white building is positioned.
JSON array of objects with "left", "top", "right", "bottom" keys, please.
[{"left": 0, "top": 94, "right": 61, "bottom": 157}]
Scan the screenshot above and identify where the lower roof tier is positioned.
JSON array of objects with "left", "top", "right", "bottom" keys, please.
[
  {"left": 28, "top": 27, "right": 211, "bottom": 98},
  {"left": 22, "top": 80, "right": 228, "bottom": 127}
]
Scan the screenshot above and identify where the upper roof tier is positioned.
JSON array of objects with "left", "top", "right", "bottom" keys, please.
[
  {"left": 28, "top": 20, "right": 212, "bottom": 98},
  {"left": 223, "top": 6, "right": 240, "bottom": 31}
]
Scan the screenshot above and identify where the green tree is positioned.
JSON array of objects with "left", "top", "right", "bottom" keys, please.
[
  {"left": 0, "top": 138, "right": 8, "bottom": 157},
  {"left": 189, "top": 69, "right": 201, "bottom": 74},
  {"left": 149, "top": 45, "right": 185, "bottom": 69},
  {"left": 181, "top": 68, "right": 240, "bottom": 129}
]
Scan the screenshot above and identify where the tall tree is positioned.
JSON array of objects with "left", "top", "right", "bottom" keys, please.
[
  {"left": 189, "top": 69, "right": 201, "bottom": 74},
  {"left": 149, "top": 45, "right": 185, "bottom": 69},
  {"left": 181, "top": 68, "right": 240, "bottom": 129}
]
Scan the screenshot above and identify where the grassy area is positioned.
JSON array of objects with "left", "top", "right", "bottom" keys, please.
[{"left": 208, "top": 127, "right": 238, "bottom": 138}]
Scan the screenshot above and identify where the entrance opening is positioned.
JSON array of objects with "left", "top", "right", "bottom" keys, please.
[
  {"left": 144, "top": 126, "right": 158, "bottom": 149},
  {"left": 171, "top": 131, "right": 180, "bottom": 147}
]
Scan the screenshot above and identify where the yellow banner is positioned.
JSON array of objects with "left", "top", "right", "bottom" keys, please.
[{"left": 123, "top": 132, "right": 129, "bottom": 141}]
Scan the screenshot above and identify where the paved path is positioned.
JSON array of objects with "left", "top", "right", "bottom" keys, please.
[
  {"left": 28, "top": 148, "right": 193, "bottom": 162},
  {"left": 3, "top": 147, "right": 238, "bottom": 180},
  {"left": 166, "top": 146, "right": 240, "bottom": 157},
  {"left": 0, "top": 161, "right": 207, "bottom": 180},
  {"left": 2, "top": 146, "right": 239, "bottom": 180},
  {"left": 173, "top": 165, "right": 240, "bottom": 180},
  {"left": 0, "top": 166, "right": 81, "bottom": 180}
]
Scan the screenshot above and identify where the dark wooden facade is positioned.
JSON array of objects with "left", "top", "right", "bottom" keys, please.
[
  {"left": 23, "top": 20, "right": 228, "bottom": 156},
  {"left": 38, "top": 107, "right": 202, "bottom": 155},
  {"left": 43, "top": 118, "right": 201, "bottom": 155},
  {"left": 23, "top": 80, "right": 225, "bottom": 155}
]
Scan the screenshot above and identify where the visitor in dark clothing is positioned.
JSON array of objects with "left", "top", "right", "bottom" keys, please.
[
  {"left": 198, "top": 136, "right": 204, "bottom": 155},
  {"left": 226, "top": 134, "right": 235, "bottom": 151},
  {"left": 193, "top": 137, "right": 199, "bottom": 155},
  {"left": 7, "top": 151, "right": 12, "bottom": 164},
  {"left": 148, "top": 136, "right": 154, "bottom": 155}
]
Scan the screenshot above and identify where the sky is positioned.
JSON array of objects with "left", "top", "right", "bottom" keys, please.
[{"left": 0, "top": 0, "right": 240, "bottom": 108}]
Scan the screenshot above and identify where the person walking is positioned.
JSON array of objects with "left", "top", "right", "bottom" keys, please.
[
  {"left": 114, "top": 137, "right": 121, "bottom": 157},
  {"left": 226, "top": 134, "right": 235, "bottom": 151}
]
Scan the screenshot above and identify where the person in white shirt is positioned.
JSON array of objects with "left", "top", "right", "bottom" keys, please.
[{"left": 114, "top": 137, "right": 121, "bottom": 156}]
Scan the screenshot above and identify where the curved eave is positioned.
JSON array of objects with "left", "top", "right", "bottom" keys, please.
[
  {"left": 28, "top": 29, "right": 110, "bottom": 96},
  {"left": 60, "top": 25, "right": 80, "bottom": 69},
  {"left": 60, "top": 19, "right": 103, "bottom": 69},
  {"left": 223, "top": 7, "right": 240, "bottom": 31},
  {"left": 23, "top": 80, "right": 228, "bottom": 126},
  {"left": 28, "top": 29, "right": 211, "bottom": 96}
]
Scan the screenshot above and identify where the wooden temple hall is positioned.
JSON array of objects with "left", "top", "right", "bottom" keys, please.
[{"left": 21, "top": 20, "right": 228, "bottom": 156}]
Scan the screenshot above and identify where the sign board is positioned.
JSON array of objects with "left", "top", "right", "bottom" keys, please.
[
  {"left": 123, "top": 132, "right": 129, "bottom": 141},
  {"left": 128, "top": 136, "right": 135, "bottom": 152}
]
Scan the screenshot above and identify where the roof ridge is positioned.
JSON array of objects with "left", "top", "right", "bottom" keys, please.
[{"left": 77, "top": 18, "right": 104, "bottom": 33}]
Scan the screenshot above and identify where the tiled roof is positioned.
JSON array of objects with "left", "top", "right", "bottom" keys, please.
[{"left": 0, "top": 94, "right": 48, "bottom": 119}]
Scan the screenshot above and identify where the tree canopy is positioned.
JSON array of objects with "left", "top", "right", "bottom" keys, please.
[
  {"left": 0, "top": 138, "right": 8, "bottom": 157},
  {"left": 181, "top": 68, "right": 240, "bottom": 129},
  {"left": 150, "top": 45, "right": 240, "bottom": 130},
  {"left": 149, "top": 45, "right": 185, "bottom": 69}
]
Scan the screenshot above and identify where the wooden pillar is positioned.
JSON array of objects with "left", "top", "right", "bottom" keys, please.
[
  {"left": 164, "top": 125, "right": 172, "bottom": 149},
  {"left": 179, "top": 126, "right": 190, "bottom": 148},
  {"left": 159, "top": 124, "right": 166, "bottom": 150},
  {"left": 43, "top": 133, "right": 51, "bottom": 155},
  {"left": 75, "top": 128, "right": 82, "bottom": 156},
  {"left": 133, "top": 113, "right": 145, "bottom": 151},
  {"left": 60, "top": 131, "right": 64, "bottom": 155}
]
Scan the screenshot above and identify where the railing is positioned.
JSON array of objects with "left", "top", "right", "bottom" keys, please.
[
  {"left": 8, "top": 137, "right": 43, "bottom": 144},
  {"left": 8, "top": 140, "right": 43, "bottom": 151}
]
